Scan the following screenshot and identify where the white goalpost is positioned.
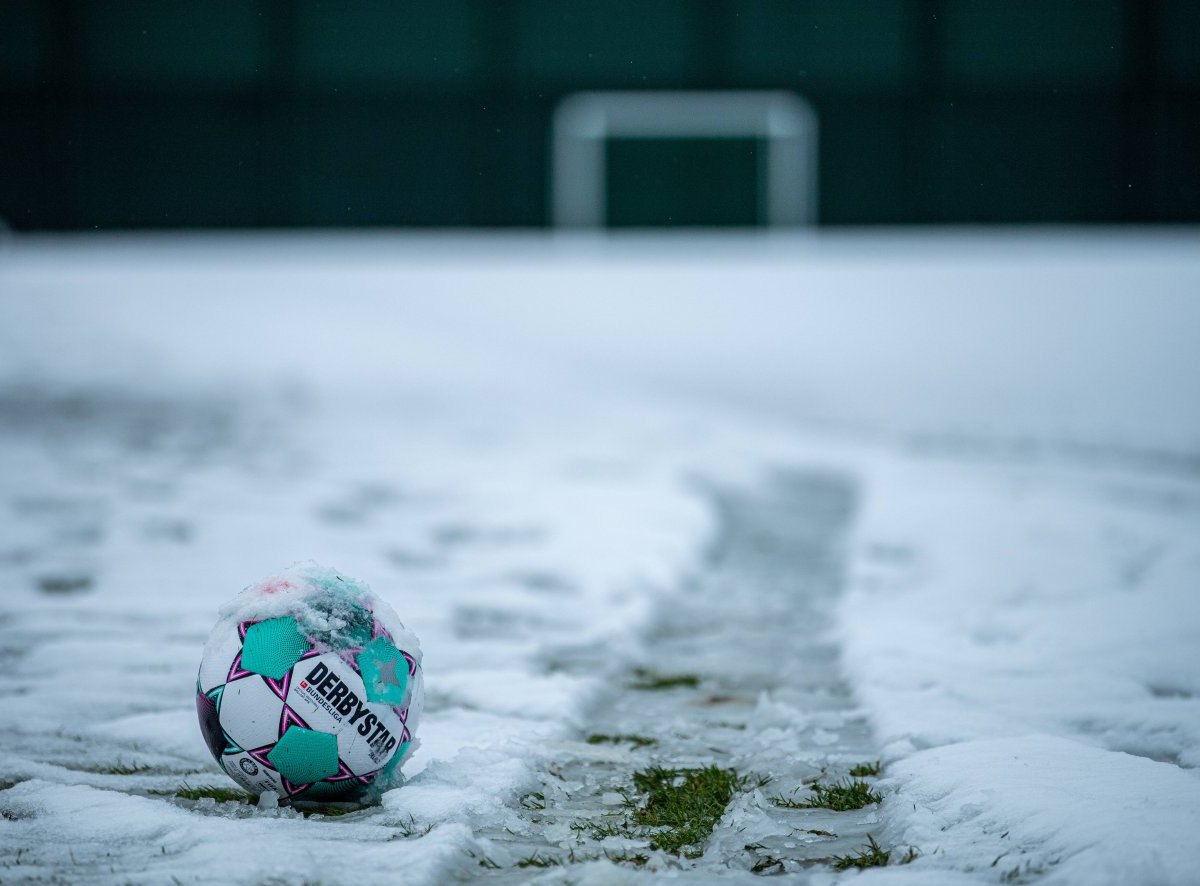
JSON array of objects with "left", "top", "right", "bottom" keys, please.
[{"left": 551, "top": 90, "right": 818, "bottom": 228}]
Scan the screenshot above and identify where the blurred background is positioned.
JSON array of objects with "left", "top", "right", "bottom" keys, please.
[{"left": 2, "top": 0, "right": 1198, "bottom": 231}]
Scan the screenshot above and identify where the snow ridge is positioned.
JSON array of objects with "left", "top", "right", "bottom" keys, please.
[{"left": 843, "top": 454, "right": 1200, "bottom": 884}]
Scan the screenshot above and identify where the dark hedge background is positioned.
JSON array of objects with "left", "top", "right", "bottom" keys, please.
[{"left": 2, "top": 0, "right": 1197, "bottom": 229}]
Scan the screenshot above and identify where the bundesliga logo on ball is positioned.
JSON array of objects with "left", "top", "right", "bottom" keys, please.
[{"left": 196, "top": 563, "right": 423, "bottom": 803}]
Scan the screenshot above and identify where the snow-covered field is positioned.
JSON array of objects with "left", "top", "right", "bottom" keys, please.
[{"left": 1, "top": 230, "right": 1198, "bottom": 883}]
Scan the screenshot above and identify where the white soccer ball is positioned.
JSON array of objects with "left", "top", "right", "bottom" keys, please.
[{"left": 196, "top": 562, "right": 423, "bottom": 803}]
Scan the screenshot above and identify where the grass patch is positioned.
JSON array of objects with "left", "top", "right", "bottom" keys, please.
[
  {"left": 574, "top": 818, "right": 627, "bottom": 840},
  {"left": 393, "top": 815, "right": 433, "bottom": 838},
  {"left": 572, "top": 765, "right": 760, "bottom": 856},
  {"left": 751, "top": 854, "right": 785, "bottom": 874},
  {"left": 89, "top": 762, "right": 154, "bottom": 775},
  {"left": 510, "top": 849, "right": 646, "bottom": 870},
  {"left": 605, "top": 851, "right": 650, "bottom": 867},
  {"left": 833, "top": 834, "right": 890, "bottom": 870},
  {"left": 170, "top": 783, "right": 253, "bottom": 803},
  {"left": 519, "top": 791, "right": 546, "bottom": 810},
  {"left": 629, "top": 668, "right": 700, "bottom": 691},
  {"left": 848, "top": 760, "right": 882, "bottom": 778},
  {"left": 516, "top": 852, "right": 561, "bottom": 868},
  {"left": 771, "top": 778, "right": 882, "bottom": 811},
  {"left": 628, "top": 765, "right": 744, "bottom": 856},
  {"left": 586, "top": 733, "right": 658, "bottom": 749}
]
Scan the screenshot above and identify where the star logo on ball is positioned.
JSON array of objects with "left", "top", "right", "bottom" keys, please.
[
  {"left": 375, "top": 655, "right": 402, "bottom": 691},
  {"left": 356, "top": 637, "right": 409, "bottom": 705}
]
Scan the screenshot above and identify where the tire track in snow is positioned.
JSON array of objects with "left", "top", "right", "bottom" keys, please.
[{"left": 466, "top": 470, "right": 887, "bottom": 881}]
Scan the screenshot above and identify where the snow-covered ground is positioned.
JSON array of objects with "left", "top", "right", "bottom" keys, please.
[
  {"left": 846, "top": 454, "right": 1200, "bottom": 884},
  {"left": 0, "top": 230, "right": 1197, "bottom": 883}
]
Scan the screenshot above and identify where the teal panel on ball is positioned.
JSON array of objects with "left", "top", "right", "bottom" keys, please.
[
  {"left": 381, "top": 741, "right": 411, "bottom": 780},
  {"left": 357, "top": 637, "right": 408, "bottom": 704},
  {"left": 241, "top": 617, "right": 309, "bottom": 679},
  {"left": 267, "top": 726, "right": 339, "bottom": 784}
]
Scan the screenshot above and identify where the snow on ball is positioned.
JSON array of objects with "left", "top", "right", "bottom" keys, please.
[{"left": 196, "top": 562, "right": 423, "bottom": 803}]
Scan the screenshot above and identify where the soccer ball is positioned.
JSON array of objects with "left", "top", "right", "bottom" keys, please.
[{"left": 196, "top": 563, "right": 423, "bottom": 803}]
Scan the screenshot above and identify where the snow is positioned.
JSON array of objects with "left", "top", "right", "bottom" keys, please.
[
  {"left": 5, "top": 228, "right": 1200, "bottom": 452},
  {"left": 842, "top": 449, "right": 1200, "bottom": 882},
  {"left": 211, "top": 561, "right": 422, "bottom": 661},
  {"left": 1, "top": 779, "right": 474, "bottom": 885},
  {"left": 880, "top": 736, "right": 1200, "bottom": 885},
  {"left": 1, "top": 229, "right": 1198, "bottom": 883}
]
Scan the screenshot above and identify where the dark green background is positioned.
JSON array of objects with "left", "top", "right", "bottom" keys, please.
[{"left": 2, "top": 0, "right": 1197, "bottom": 229}]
